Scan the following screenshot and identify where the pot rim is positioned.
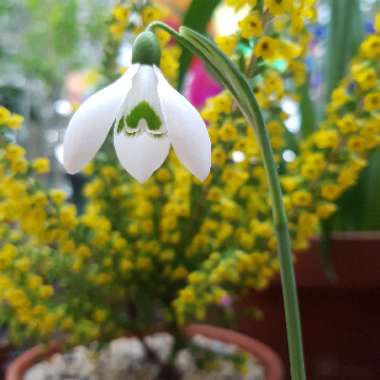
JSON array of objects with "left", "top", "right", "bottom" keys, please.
[{"left": 6, "top": 324, "right": 284, "bottom": 380}]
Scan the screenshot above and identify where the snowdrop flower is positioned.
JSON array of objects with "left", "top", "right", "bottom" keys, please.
[{"left": 63, "top": 31, "right": 211, "bottom": 183}]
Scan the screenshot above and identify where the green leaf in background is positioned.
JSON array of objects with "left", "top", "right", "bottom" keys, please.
[
  {"left": 324, "top": 3, "right": 380, "bottom": 232},
  {"left": 325, "top": 0, "right": 364, "bottom": 100},
  {"left": 335, "top": 151, "right": 380, "bottom": 231},
  {"left": 177, "top": 0, "right": 221, "bottom": 91},
  {"left": 298, "top": 80, "right": 317, "bottom": 138},
  {"left": 319, "top": 217, "right": 337, "bottom": 281}
]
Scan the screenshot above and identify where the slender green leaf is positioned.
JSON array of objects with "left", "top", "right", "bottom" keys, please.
[
  {"left": 298, "top": 80, "right": 316, "bottom": 138},
  {"left": 325, "top": 0, "right": 364, "bottom": 100},
  {"left": 320, "top": 218, "right": 337, "bottom": 281},
  {"left": 178, "top": 26, "right": 307, "bottom": 379}
]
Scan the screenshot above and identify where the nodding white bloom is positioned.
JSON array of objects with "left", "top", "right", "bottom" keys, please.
[{"left": 63, "top": 31, "right": 211, "bottom": 183}]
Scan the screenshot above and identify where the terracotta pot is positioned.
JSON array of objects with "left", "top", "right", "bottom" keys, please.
[
  {"left": 238, "top": 232, "right": 380, "bottom": 380},
  {"left": 0, "top": 344, "right": 11, "bottom": 380},
  {"left": 6, "top": 324, "right": 284, "bottom": 380}
]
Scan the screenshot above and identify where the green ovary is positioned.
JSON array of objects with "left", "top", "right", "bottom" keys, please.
[{"left": 117, "top": 101, "right": 162, "bottom": 135}]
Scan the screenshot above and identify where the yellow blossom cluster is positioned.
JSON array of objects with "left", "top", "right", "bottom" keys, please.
[
  {"left": 217, "top": 0, "right": 315, "bottom": 89},
  {"left": 173, "top": 9, "right": 380, "bottom": 321},
  {"left": 0, "top": 3, "right": 379, "bottom": 347},
  {"left": 104, "top": 0, "right": 179, "bottom": 84}
]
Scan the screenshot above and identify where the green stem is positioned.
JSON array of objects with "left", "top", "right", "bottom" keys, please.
[
  {"left": 249, "top": 99, "right": 306, "bottom": 380},
  {"left": 148, "top": 22, "right": 306, "bottom": 379}
]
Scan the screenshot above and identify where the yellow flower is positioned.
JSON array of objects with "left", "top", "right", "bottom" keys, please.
[
  {"left": 40, "top": 285, "right": 54, "bottom": 299},
  {"left": 215, "top": 35, "right": 238, "bottom": 55},
  {"left": 120, "top": 259, "right": 133, "bottom": 272},
  {"left": 0, "top": 106, "right": 11, "bottom": 124},
  {"left": 361, "top": 35, "right": 380, "bottom": 59},
  {"left": 301, "top": 164, "right": 321, "bottom": 180},
  {"left": 363, "top": 92, "right": 380, "bottom": 111},
  {"left": 329, "top": 87, "right": 349, "bottom": 111},
  {"left": 172, "top": 266, "right": 188, "bottom": 280},
  {"left": 62, "top": 317, "right": 74, "bottom": 330},
  {"left": 265, "top": 0, "right": 293, "bottom": 15},
  {"left": 320, "top": 183, "right": 342, "bottom": 201},
  {"left": 156, "top": 29, "right": 171, "bottom": 46},
  {"left": 0, "top": 244, "right": 17, "bottom": 269},
  {"left": 288, "top": 61, "right": 307, "bottom": 86},
  {"left": 207, "top": 186, "right": 222, "bottom": 201},
  {"left": 76, "top": 245, "right": 91, "bottom": 259},
  {"left": 264, "top": 71, "right": 285, "bottom": 98},
  {"left": 112, "top": 5, "right": 129, "bottom": 23},
  {"left": 254, "top": 36, "right": 278, "bottom": 59},
  {"left": 316, "top": 203, "right": 337, "bottom": 219},
  {"left": 83, "top": 162, "right": 94, "bottom": 176},
  {"left": 361, "top": 117, "right": 380, "bottom": 137},
  {"left": 313, "top": 130, "right": 339, "bottom": 149},
  {"left": 5, "top": 144, "right": 25, "bottom": 160},
  {"left": 60, "top": 205, "right": 77, "bottom": 229},
  {"left": 212, "top": 147, "right": 227, "bottom": 166},
  {"left": 109, "top": 23, "right": 125, "bottom": 40},
  {"left": 155, "top": 167, "right": 171, "bottom": 182},
  {"left": 15, "top": 257, "right": 31, "bottom": 272},
  {"left": 142, "top": 6, "right": 162, "bottom": 25},
  {"left": 226, "top": 0, "right": 257, "bottom": 10},
  {"left": 94, "top": 309, "right": 108, "bottom": 323},
  {"left": 375, "top": 13, "right": 380, "bottom": 33},
  {"left": 281, "top": 176, "right": 299, "bottom": 192},
  {"left": 239, "top": 13, "right": 263, "bottom": 39},
  {"left": 338, "top": 167, "right": 359, "bottom": 187},
  {"left": 291, "top": 190, "right": 312, "bottom": 207},
  {"left": 50, "top": 189, "right": 67, "bottom": 204},
  {"left": 337, "top": 114, "right": 358, "bottom": 134},
  {"left": 347, "top": 136, "right": 366, "bottom": 152},
  {"left": 84, "top": 179, "right": 103, "bottom": 198},
  {"left": 27, "top": 274, "right": 43, "bottom": 290},
  {"left": 278, "top": 40, "right": 302, "bottom": 59},
  {"left": 212, "top": 92, "right": 233, "bottom": 114},
  {"left": 7, "top": 115, "right": 24, "bottom": 129},
  {"left": 32, "top": 157, "right": 50, "bottom": 174},
  {"left": 136, "top": 257, "right": 152, "bottom": 271},
  {"left": 11, "top": 158, "right": 28, "bottom": 174},
  {"left": 219, "top": 121, "right": 237, "bottom": 142},
  {"left": 237, "top": 231, "right": 255, "bottom": 249},
  {"left": 353, "top": 66, "right": 377, "bottom": 91}
]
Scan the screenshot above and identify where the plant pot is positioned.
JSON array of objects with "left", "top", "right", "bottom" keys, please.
[
  {"left": 0, "top": 343, "right": 11, "bottom": 380},
  {"left": 5, "top": 324, "right": 284, "bottom": 380},
  {"left": 237, "top": 232, "right": 380, "bottom": 380}
]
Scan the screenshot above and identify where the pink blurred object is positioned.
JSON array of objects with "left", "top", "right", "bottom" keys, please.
[
  {"left": 185, "top": 58, "right": 221, "bottom": 108},
  {"left": 218, "top": 294, "right": 233, "bottom": 308}
]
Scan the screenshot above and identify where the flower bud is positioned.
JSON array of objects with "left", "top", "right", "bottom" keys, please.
[{"left": 132, "top": 31, "right": 161, "bottom": 66}]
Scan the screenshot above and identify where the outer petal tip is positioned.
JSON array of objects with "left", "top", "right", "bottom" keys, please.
[
  {"left": 113, "top": 131, "right": 170, "bottom": 184},
  {"left": 194, "top": 164, "right": 211, "bottom": 182},
  {"left": 62, "top": 158, "right": 79, "bottom": 176}
]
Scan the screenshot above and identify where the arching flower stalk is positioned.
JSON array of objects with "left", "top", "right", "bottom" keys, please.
[{"left": 63, "top": 32, "right": 211, "bottom": 183}]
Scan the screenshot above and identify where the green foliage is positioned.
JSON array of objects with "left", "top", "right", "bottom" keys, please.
[
  {"left": 0, "top": 0, "right": 108, "bottom": 95},
  {"left": 325, "top": 0, "right": 364, "bottom": 100}
]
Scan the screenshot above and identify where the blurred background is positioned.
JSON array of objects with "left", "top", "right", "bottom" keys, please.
[
  {"left": 0, "top": 1, "right": 380, "bottom": 379},
  {"left": 1, "top": 0, "right": 379, "bottom": 229}
]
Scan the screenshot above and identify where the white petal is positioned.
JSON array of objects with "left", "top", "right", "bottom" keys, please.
[
  {"left": 115, "top": 65, "right": 166, "bottom": 135},
  {"left": 113, "top": 132, "right": 170, "bottom": 183},
  {"left": 154, "top": 67, "right": 211, "bottom": 181},
  {"left": 63, "top": 64, "right": 140, "bottom": 174}
]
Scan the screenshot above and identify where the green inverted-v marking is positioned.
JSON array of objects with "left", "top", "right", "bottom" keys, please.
[{"left": 117, "top": 101, "right": 162, "bottom": 134}]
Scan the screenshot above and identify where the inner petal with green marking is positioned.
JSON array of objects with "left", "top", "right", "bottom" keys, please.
[{"left": 116, "top": 101, "right": 165, "bottom": 136}]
